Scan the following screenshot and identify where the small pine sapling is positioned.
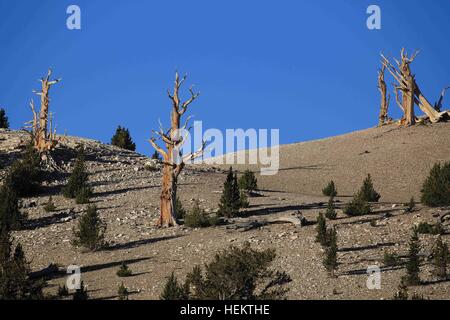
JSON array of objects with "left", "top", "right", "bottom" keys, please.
[
  {"left": 322, "top": 180, "right": 337, "bottom": 197},
  {"left": 325, "top": 196, "right": 337, "bottom": 220}
]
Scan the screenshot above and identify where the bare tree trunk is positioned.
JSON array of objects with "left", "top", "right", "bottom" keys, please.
[
  {"left": 381, "top": 49, "right": 448, "bottom": 126},
  {"left": 150, "top": 72, "right": 205, "bottom": 228},
  {"left": 377, "top": 66, "right": 390, "bottom": 126},
  {"left": 27, "top": 69, "right": 61, "bottom": 153},
  {"left": 402, "top": 76, "right": 416, "bottom": 126}
]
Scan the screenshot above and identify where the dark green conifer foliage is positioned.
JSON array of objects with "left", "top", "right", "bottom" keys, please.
[
  {"left": 117, "top": 263, "right": 133, "bottom": 277},
  {"left": 175, "top": 197, "right": 186, "bottom": 220},
  {"left": 186, "top": 244, "right": 290, "bottom": 300},
  {"left": 72, "top": 205, "right": 106, "bottom": 251},
  {"left": 151, "top": 150, "right": 162, "bottom": 161},
  {"left": 160, "top": 272, "right": 189, "bottom": 300},
  {"left": 405, "top": 197, "right": 416, "bottom": 213},
  {"left": 63, "top": 146, "right": 92, "bottom": 203},
  {"left": 0, "top": 227, "right": 44, "bottom": 300},
  {"left": 218, "top": 168, "right": 242, "bottom": 218},
  {"left": 5, "top": 145, "right": 42, "bottom": 197},
  {"left": 357, "top": 174, "right": 381, "bottom": 202},
  {"left": 0, "top": 108, "right": 9, "bottom": 129},
  {"left": 58, "top": 285, "right": 69, "bottom": 298},
  {"left": 323, "top": 228, "right": 338, "bottom": 276},
  {"left": 322, "top": 180, "right": 337, "bottom": 197},
  {"left": 421, "top": 162, "right": 450, "bottom": 207},
  {"left": 316, "top": 212, "right": 328, "bottom": 245},
  {"left": 344, "top": 196, "right": 371, "bottom": 216},
  {"left": 0, "top": 183, "right": 22, "bottom": 230},
  {"left": 184, "top": 200, "right": 217, "bottom": 228},
  {"left": 433, "top": 236, "right": 448, "bottom": 279},
  {"left": 405, "top": 228, "right": 421, "bottom": 286},
  {"left": 118, "top": 282, "right": 129, "bottom": 300},
  {"left": 43, "top": 196, "right": 57, "bottom": 213},
  {"left": 325, "top": 196, "right": 337, "bottom": 220},
  {"left": 111, "top": 126, "right": 136, "bottom": 151},
  {"left": 73, "top": 281, "right": 88, "bottom": 300},
  {"left": 238, "top": 170, "right": 258, "bottom": 195}
]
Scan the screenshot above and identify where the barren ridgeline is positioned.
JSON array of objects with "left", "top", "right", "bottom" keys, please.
[{"left": 0, "top": 49, "right": 449, "bottom": 300}]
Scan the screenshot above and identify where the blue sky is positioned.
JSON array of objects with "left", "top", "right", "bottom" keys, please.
[{"left": 0, "top": 0, "right": 449, "bottom": 155}]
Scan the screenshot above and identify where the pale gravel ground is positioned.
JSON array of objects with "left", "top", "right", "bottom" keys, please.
[{"left": 1, "top": 123, "right": 450, "bottom": 300}]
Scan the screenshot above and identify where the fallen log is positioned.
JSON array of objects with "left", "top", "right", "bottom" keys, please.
[{"left": 227, "top": 212, "right": 308, "bottom": 232}]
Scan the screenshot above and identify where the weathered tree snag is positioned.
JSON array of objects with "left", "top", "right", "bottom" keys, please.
[
  {"left": 226, "top": 212, "right": 308, "bottom": 232},
  {"left": 377, "top": 65, "right": 390, "bottom": 126},
  {"left": 26, "top": 69, "right": 61, "bottom": 153},
  {"left": 435, "top": 87, "right": 450, "bottom": 112},
  {"left": 381, "top": 49, "right": 449, "bottom": 126},
  {"left": 150, "top": 72, "right": 206, "bottom": 228}
]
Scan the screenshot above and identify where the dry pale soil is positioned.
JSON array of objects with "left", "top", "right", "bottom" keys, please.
[{"left": 1, "top": 122, "right": 450, "bottom": 300}]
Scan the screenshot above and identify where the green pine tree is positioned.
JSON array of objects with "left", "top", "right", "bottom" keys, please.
[
  {"left": 322, "top": 180, "right": 337, "bottom": 197},
  {"left": 232, "top": 173, "right": 241, "bottom": 212},
  {"left": 421, "top": 162, "right": 450, "bottom": 207},
  {"left": 117, "top": 262, "right": 133, "bottom": 277},
  {"left": 0, "top": 183, "right": 22, "bottom": 230},
  {"left": 151, "top": 150, "right": 162, "bottom": 161},
  {"left": 405, "top": 227, "right": 421, "bottom": 286},
  {"left": 43, "top": 196, "right": 57, "bottom": 213},
  {"left": 72, "top": 205, "right": 106, "bottom": 251},
  {"left": 160, "top": 272, "right": 189, "bottom": 300},
  {"left": 323, "top": 228, "right": 338, "bottom": 277},
  {"left": 0, "top": 226, "right": 44, "bottom": 300},
  {"left": 5, "top": 145, "right": 42, "bottom": 197},
  {"left": 238, "top": 170, "right": 258, "bottom": 195},
  {"left": 344, "top": 195, "right": 371, "bottom": 216},
  {"left": 405, "top": 197, "right": 416, "bottom": 213},
  {"left": 63, "top": 146, "right": 92, "bottom": 203},
  {"left": 325, "top": 196, "right": 337, "bottom": 220},
  {"left": 111, "top": 126, "right": 136, "bottom": 151},
  {"left": 433, "top": 236, "right": 449, "bottom": 279},
  {"left": 118, "top": 282, "right": 129, "bottom": 300},
  {"left": 316, "top": 212, "right": 328, "bottom": 246},
  {"left": 73, "top": 281, "right": 88, "bottom": 300},
  {"left": 0, "top": 108, "right": 9, "bottom": 129},
  {"left": 218, "top": 168, "right": 241, "bottom": 218},
  {"left": 357, "top": 174, "right": 381, "bottom": 202}
]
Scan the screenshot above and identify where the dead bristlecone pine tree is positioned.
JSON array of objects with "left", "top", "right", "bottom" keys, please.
[
  {"left": 25, "top": 69, "right": 61, "bottom": 156},
  {"left": 149, "top": 72, "right": 206, "bottom": 227},
  {"left": 381, "top": 49, "right": 449, "bottom": 126},
  {"left": 377, "top": 65, "right": 390, "bottom": 126}
]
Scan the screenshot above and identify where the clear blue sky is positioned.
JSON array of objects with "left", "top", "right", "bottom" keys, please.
[{"left": 0, "top": 0, "right": 449, "bottom": 155}]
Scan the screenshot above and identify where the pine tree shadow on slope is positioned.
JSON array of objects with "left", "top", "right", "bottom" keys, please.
[
  {"left": 93, "top": 185, "right": 157, "bottom": 198},
  {"left": 241, "top": 203, "right": 329, "bottom": 217},
  {"left": 105, "top": 235, "right": 183, "bottom": 251},
  {"left": 29, "top": 257, "right": 152, "bottom": 281},
  {"left": 23, "top": 210, "right": 77, "bottom": 230}
]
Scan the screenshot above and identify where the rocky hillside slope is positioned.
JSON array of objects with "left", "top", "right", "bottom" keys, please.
[{"left": 0, "top": 125, "right": 449, "bottom": 300}]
